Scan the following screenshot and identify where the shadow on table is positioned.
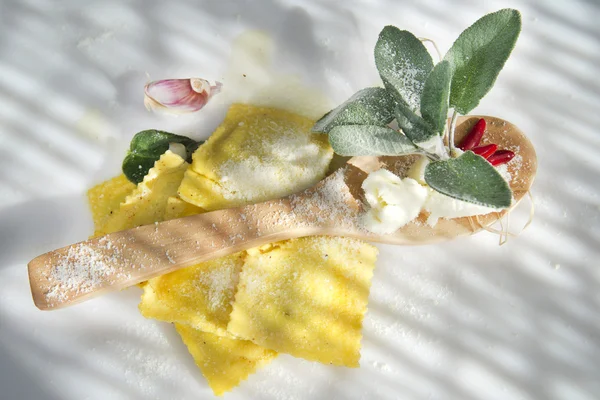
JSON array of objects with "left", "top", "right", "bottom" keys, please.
[{"left": 0, "top": 194, "right": 91, "bottom": 269}]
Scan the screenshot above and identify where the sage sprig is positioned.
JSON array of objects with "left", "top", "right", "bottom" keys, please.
[
  {"left": 424, "top": 151, "right": 512, "bottom": 208},
  {"left": 394, "top": 102, "right": 439, "bottom": 153},
  {"left": 445, "top": 9, "right": 522, "bottom": 114},
  {"left": 313, "top": 87, "right": 396, "bottom": 133},
  {"left": 374, "top": 26, "right": 433, "bottom": 111},
  {"left": 329, "top": 125, "right": 417, "bottom": 156},
  {"left": 312, "top": 9, "right": 521, "bottom": 208},
  {"left": 420, "top": 60, "right": 452, "bottom": 135}
]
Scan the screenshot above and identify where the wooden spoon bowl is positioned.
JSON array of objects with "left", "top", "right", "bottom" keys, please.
[{"left": 28, "top": 116, "right": 537, "bottom": 310}]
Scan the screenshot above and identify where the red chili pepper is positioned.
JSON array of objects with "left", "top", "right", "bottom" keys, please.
[
  {"left": 459, "top": 118, "right": 486, "bottom": 150},
  {"left": 471, "top": 144, "right": 497, "bottom": 159},
  {"left": 488, "top": 150, "right": 515, "bottom": 166}
]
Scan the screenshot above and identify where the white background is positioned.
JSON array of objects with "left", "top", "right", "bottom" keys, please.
[{"left": 1, "top": 0, "right": 599, "bottom": 399}]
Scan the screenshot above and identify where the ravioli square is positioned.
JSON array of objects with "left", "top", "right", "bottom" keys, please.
[
  {"left": 99, "top": 150, "right": 188, "bottom": 234},
  {"left": 176, "top": 323, "right": 277, "bottom": 396},
  {"left": 164, "top": 196, "right": 204, "bottom": 220},
  {"left": 177, "top": 168, "right": 226, "bottom": 211},
  {"left": 139, "top": 194, "right": 241, "bottom": 336},
  {"left": 87, "top": 174, "right": 136, "bottom": 236},
  {"left": 139, "top": 252, "right": 245, "bottom": 337},
  {"left": 228, "top": 236, "right": 377, "bottom": 367},
  {"left": 178, "top": 104, "right": 332, "bottom": 211}
]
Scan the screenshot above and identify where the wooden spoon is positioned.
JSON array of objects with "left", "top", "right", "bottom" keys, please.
[{"left": 28, "top": 116, "right": 537, "bottom": 310}]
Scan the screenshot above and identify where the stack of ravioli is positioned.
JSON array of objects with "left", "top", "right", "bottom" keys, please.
[{"left": 87, "top": 104, "right": 378, "bottom": 396}]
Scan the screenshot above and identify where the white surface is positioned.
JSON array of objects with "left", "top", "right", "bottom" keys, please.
[{"left": 1, "top": 0, "right": 599, "bottom": 399}]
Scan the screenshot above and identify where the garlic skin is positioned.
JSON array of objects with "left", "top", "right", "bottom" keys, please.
[{"left": 144, "top": 78, "right": 222, "bottom": 114}]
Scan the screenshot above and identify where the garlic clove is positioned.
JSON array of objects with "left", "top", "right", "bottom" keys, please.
[{"left": 144, "top": 78, "right": 222, "bottom": 114}]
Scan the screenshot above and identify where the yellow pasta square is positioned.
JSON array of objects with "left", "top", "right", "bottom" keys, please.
[
  {"left": 164, "top": 196, "right": 204, "bottom": 220},
  {"left": 176, "top": 323, "right": 277, "bottom": 396},
  {"left": 178, "top": 104, "right": 332, "bottom": 211},
  {"left": 139, "top": 194, "right": 241, "bottom": 336},
  {"left": 228, "top": 236, "right": 377, "bottom": 367},
  {"left": 139, "top": 252, "right": 245, "bottom": 337},
  {"left": 99, "top": 151, "right": 188, "bottom": 234},
  {"left": 87, "top": 174, "right": 136, "bottom": 236},
  {"left": 137, "top": 190, "right": 278, "bottom": 391},
  {"left": 176, "top": 168, "right": 226, "bottom": 212}
]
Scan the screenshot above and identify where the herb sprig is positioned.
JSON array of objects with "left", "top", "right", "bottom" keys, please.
[{"left": 313, "top": 9, "right": 521, "bottom": 208}]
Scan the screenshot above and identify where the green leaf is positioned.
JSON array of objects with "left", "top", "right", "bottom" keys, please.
[
  {"left": 374, "top": 26, "right": 434, "bottom": 112},
  {"left": 121, "top": 153, "right": 158, "bottom": 185},
  {"left": 122, "top": 129, "right": 201, "bottom": 184},
  {"left": 395, "top": 103, "right": 442, "bottom": 155},
  {"left": 328, "top": 125, "right": 418, "bottom": 156},
  {"left": 424, "top": 151, "right": 512, "bottom": 208},
  {"left": 444, "top": 9, "right": 521, "bottom": 114},
  {"left": 129, "top": 129, "right": 199, "bottom": 157},
  {"left": 420, "top": 60, "right": 452, "bottom": 134},
  {"left": 312, "top": 87, "right": 396, "bottom": 133}
]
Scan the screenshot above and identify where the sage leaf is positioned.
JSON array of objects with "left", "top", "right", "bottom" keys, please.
[
  {"left": 420, "top": 60, "right": 452, "bottom": 134},
  {"left": 424, "top": 151, "right": 512, "bottom": 208},
  {"left": 374, "top": 26, "right": 433, "bottom": 112},
  {"left": 328, "top": 125, "right": 418, "bottom": 156},
  {"left": 395, "top": 103, "right": 443, "bottom": 155},
  {"left": 312, "top": 87, "right": 396, "bottom": 133},
  {"left": 123, "top": 129, "right": 201, "bottom": 184},
  {"left": 444, "top": 9, "right": 521, "bottom": 114},
  {"left": 122, "top": 153, "right": 160, "bottom": 186}
]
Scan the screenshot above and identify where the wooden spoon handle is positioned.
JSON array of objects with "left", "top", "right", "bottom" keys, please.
[{"left": 28, "top": 198, "right": 320, "bottom": 310}]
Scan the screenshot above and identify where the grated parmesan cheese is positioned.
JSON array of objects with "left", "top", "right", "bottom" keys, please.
[
  {"left": 217, "top": 122, "right": 325, "bottom": 202},
  {"left": 289, "top": 167, "right": 360, "bottom": 229},
  {"left": 46, "top": 237, "right": 130, "bottom": 304},
  {"left": 195, "top": 257, "right": 240, "bottom": 312}
]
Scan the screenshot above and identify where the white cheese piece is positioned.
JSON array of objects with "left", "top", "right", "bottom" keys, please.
[
  {"left": 361, "top": 169, "right": 428, "bottom": 234},
  {"left": 423, "top": 189, "right": 503, "bottom": 226}
]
